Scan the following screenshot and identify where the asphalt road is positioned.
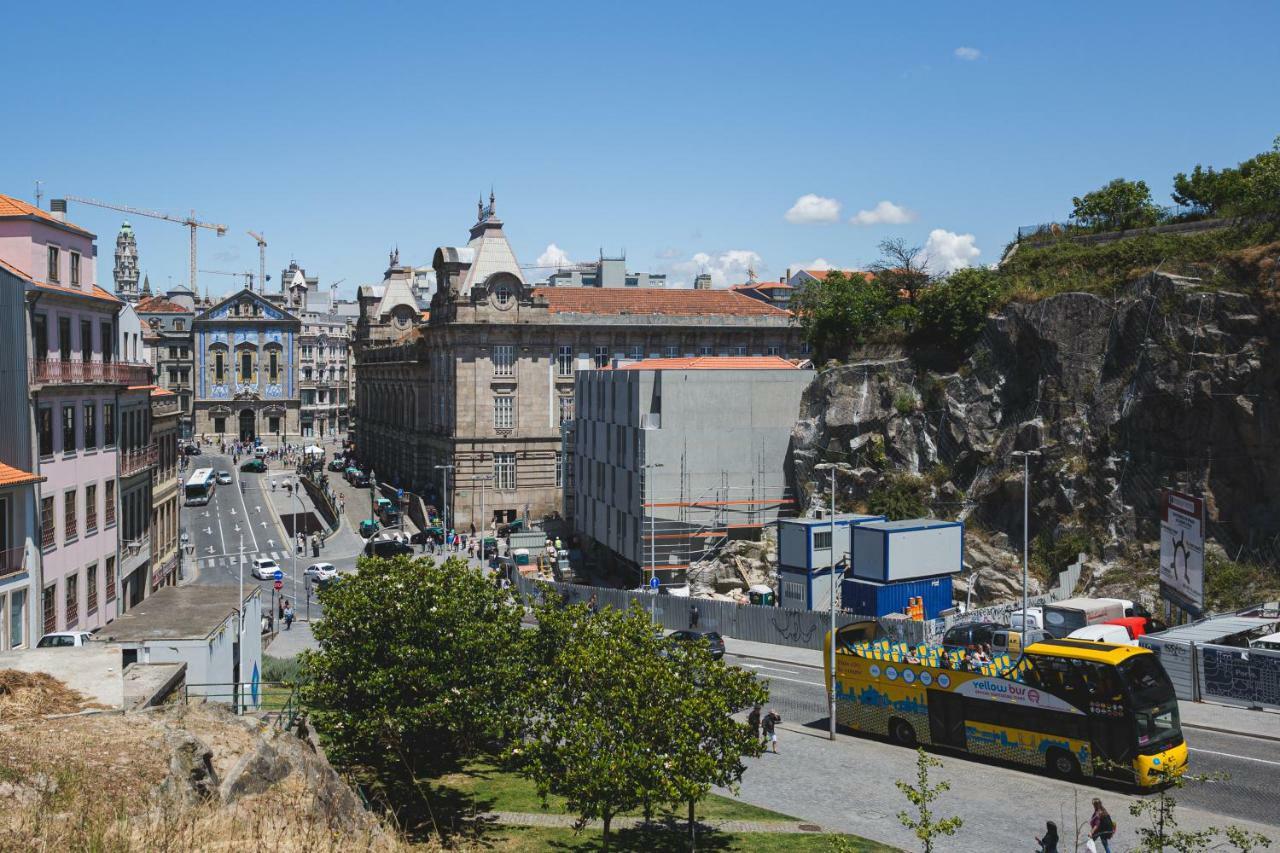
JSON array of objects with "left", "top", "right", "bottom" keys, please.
[{"left": 725, "top": 650, "right": 1280, "bottom": 834}]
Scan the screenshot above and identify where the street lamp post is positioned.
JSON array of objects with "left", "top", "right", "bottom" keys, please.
[
  {"left": 814, "top": 462, "right": 851, "bottom": 741},
  {"left": 435, "top": 464, "right": 454, "bottom": 548},
  {"left": 236, "top": 527, "right": 244, "bottom": 710},
  {"left": 642, "top": 461, "right": 665, "bottom": 623},
  {"left": 1010, "top": 450, "right": 1041, "bottom": 630}
]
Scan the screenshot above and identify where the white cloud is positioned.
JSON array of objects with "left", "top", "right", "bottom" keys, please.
[
  {"left": 849, "top": 201, "right": 917, "bottom": 226},
  {"left": 790, "top": 258, "right": 833, "bottom": 273},
  {"left": 784, "top": 194, "right": 841, "bottom": 224},
  {"left": 668, "top": 249, "right": 763, "bottom": 288},
  {"left": 954, "top": 46, "right": 982, "bottom": 61},
  {"left": 536, "top": 242, "right": 571, "bottom": 269},
  {"left": 924, "top": 229, "right": 981, "bottom": 273}
]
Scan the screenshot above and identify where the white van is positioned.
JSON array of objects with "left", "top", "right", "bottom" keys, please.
[
  {"left": 1010, "top": 606, "right": 1044, "bottom": 632},
  {"left": 1250, "top": 632, "right": 1280, "bottom": 653},
  {"left": 1067, "top": 623, "right": 1136, "bottom": 646},
  {"left": 1042, "top": 597, "right": 1130, "bottom": 638}
]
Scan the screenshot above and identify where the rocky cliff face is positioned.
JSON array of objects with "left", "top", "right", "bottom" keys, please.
[{"left": 789, "top": 273, "right": 1280, "bottom": 603}]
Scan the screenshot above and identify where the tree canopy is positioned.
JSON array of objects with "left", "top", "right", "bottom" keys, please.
[{"left": 1071, "top": 178, "right": 1159, "bottom": 231}]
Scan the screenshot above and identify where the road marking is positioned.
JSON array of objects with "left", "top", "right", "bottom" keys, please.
[
  {"left": 1189, "top": 748, "right": 1280, "bottom": 767},
  {"left": 739, "top": 663, "right": 802, "bottom": 675},
  {"left": 756, "top": 674, "right": 825, "bottom": 687}
]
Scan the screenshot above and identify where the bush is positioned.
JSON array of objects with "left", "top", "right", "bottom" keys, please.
[
  {"left": 893, "top": 389, "right": 917, "bottom": 415},
  {"left": 867, "top": 474, "right": 930, "bottom": 520},
  {"left": 261, "top": 654, "right": 303, "bottom": 684},
  {"left": 1071, "top": 177, "right": 1159, "bottom": 231},
  {"left": 915, "top": 267, "right": 1003, "bottom": 351},
  {"left": 1204, "top": 553, "right": 1280, "bottom": 612}
]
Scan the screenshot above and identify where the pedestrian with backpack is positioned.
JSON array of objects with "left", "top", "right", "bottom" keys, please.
[
  {"left": 761, "top": 708, "right": 781, "bottom": 753},
  {"left": 1089, "top": 799, "right": 1116, "bottom": 853}
]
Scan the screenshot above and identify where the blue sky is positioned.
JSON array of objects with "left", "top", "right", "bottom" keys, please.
[{"left": 5, "top": 1, "right": 1278, "bottom": 298}]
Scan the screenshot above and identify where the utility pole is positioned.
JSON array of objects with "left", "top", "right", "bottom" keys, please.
[
  {"left": 236, "top": 528, "right": 244, "bottom": 711},
  {"left": 642, "top": 461, "right": 664, "bottom": 622},
  {"left": 815, "top": 462, "right": 851, "bottom": 740},
  {"left": 435, "top": 464, "right": 454, "bottom": 545},
  {"left": 1010, "top": 450, "right": 1041, "bottom": 630}
]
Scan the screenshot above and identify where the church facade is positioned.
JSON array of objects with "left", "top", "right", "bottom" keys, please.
[{"left": 191, "top": 288, "right": 301, "bottom": 442}]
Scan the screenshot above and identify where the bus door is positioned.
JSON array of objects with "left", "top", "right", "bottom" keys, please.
[
  {"left": 1082, "top": 662, "right": 1134, "bottom": 780},
  {"left": 928, "top": 690, "right": 967, "bottom": 749}
]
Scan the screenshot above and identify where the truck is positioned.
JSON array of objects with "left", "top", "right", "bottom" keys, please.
[
  {"left": 1042, "top": 597, "right": 1132, "bottom": 638},
  {"left": 509, "top": 530, "right": 549, "bottom": 554}
]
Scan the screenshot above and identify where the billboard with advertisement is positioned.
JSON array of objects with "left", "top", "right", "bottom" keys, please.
[{"left": 1159, "top": 490, "right": 1205, "bottom": 615}]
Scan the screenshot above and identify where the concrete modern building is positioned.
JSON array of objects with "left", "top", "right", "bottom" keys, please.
[
  {"left": 137, "top": 292, "right": 195, "bottom": 433},
  {"left": 572, "top": 356, "right": 813, "bottom": 587},
  {"left": 354, "top": 198, "right": 803, "bottom": 530},
  {"left": 545, "top": 253, "right": 666, "bottom": 289},
  {"left": 112, "top": 222, "right": 141, "bottom": 303},
  {"left": 191, "top": 288, "right": 301, "bottom": 442},
  {"left": 149, "top": 388, "right": 181, "bottom": 591},
  {"left": 0, "top": 194, "right": 150, "bottom": 635},
  {"left": 0, "top": 252, "right": 41, "bottom": 649}
]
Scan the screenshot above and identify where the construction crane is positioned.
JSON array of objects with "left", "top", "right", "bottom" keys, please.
[
  {"left": 59, "top": 195, "right": 227, "bottom": 296},
  {"left": 200, "top": 269, "right": 256, "bottom": 292},
  {"left": 247, "top": 230, "right": 267, "bottom": 294}
]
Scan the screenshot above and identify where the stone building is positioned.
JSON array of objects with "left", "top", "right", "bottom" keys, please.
[
  {"left": 137, "top": 290, "right": 195, "bottom": 434},
  {"left": 355, "top": 197, "right": 802, "bottom": 530},
  {"left": 148, "top": 388, "right": 181, "bottom": 591},
  {"left": 112, "top": 222, "right": 140, "bottom": 303},
  {"left": 191, "top": 288, "right": 301, "bottom": 442}
]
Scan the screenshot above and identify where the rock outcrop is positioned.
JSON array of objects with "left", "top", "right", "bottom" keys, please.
[{"left": 789, "top": 273, "right": 1280, "bottom": 604}]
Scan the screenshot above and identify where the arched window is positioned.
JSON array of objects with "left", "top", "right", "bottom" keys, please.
[{"left": 209, "top": 344, "right": 228, "bottom": 384}]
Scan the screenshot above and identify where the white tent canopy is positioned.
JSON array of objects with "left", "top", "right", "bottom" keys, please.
[{"left": 303, "top": 445, "right": 325, "bottom": 456}]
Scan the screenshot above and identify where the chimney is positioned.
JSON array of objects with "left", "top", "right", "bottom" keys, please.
[
  {"left": 50, "top": 198, "right": 67, "bottom": 222},
  {"left": 785, "top": 266, "right": 792, "bottom": 282},
  {"left": 693, "top": 273, "right": 712, "bottom": 290}
]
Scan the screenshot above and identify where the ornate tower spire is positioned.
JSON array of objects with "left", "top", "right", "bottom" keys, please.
[
  {"left": 141, "top": 273, "right": 152, "bottom": 297},
  {"left": 113, "top": 221, "right": 140, "bottom": 302}
]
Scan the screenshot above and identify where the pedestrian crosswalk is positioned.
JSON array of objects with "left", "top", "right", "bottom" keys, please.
[{"left": 196, "top": 550, "right": 296, "bottom": 571}]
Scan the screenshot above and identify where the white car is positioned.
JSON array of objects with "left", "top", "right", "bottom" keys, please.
[
  {"left": 304, "top": 562, "right": 338, "bottom": 582},
  {"left": 37, "top": 631, "right": 93, "bottom": 648},
  {"left": 1067, "top": 623, "right": 1136, "bottom": 646},
  {"left": 251, "top": 557, "right": 281, "bottom": 580},
  {"left": 216, "top": 470, "right": 233, "bottom": 485}
]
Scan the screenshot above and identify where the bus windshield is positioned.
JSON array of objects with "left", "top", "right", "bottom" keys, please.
[{"left": 1120, "top": 655, "right": 1182, "bottom": 751}]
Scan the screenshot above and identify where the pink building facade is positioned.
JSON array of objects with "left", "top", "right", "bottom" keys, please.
[{"left": 0, "top": 195, "right": 150, "bottom": 634}]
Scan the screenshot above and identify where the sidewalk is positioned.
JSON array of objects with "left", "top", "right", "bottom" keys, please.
[
  {"left": 722, "top": 637, "right": 1280, "bottom": 741},
  {"left": 263, "top": 467, "right": 365, "bottom": 560},
  {"left": 264, "top": 620, "right": 319, "bottom": 657},
  {"left": 480, "top": 810, "right": 824, "bottom": 834}
]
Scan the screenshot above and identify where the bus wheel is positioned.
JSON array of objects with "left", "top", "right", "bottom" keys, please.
[
  {"left": 889, "top": 718, "right": 917, "bottom": 748},
  {"left": 1047, "top": 748, "right": 1080, "bottom": 779}
]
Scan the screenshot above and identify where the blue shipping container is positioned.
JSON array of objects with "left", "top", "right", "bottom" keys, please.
[{"left": 842, "top": 574, "right": 953, "bottom": 620}]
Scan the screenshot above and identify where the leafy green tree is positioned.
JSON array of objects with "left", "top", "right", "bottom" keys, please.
[
  {"left": 868, "top": 473, "right": 930, "bottom": 520},
  {"left": 1072, "top": 178, "right": 1159, "bottom": 231},
  {"left": 791, "top": 270, "right": 896, "bottom": 362},
  {"left": 1129, "top": 768, "right": 1271, "bottom": 852},
  {"left": 511, "top": 596, "right": 766, "bottom": 848},
  {"left": 915, "top": 267, "right": 1002, "bottom": 351},
  {"left": 299, "top": 555, "right": 526, "bottom": 780},
  {"left": 896, "top": 748, "right": 963, "bottom": 853},
  {"left": 1171, "top": 164, "right": 1245, "bottom": 215}
]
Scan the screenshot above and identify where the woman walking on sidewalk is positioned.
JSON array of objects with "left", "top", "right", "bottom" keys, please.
[{"left": 761, "top": 708, "right": 781, "bottom": 753}]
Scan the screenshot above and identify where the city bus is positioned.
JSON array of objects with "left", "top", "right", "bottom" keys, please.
[
  {"left": 824, "top": 629, "right": 1187, "bottom": 788},
  {"left": 184, "top": 468, "right": 217, "bottom": 506}
]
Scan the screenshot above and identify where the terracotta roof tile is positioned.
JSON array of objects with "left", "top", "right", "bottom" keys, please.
[
  {"left": 618, "top": 356, "right": 802, "bottom": 371},
  {"left": 137, "top": 295, "right": 188, "bottom": 313},
  {"left": 532, "top": 287, "right": 790, "bottom": 317},
  {"left": 149, "top": 387, "right": 176, "bottom": 397},
  {"left": 0, "top": 257, "right": 33, "bottom": 282},
  {"left": 0, "top": 462, "right": 43, "bottom": 487},
  {"left": 0, "top": 194, "right": 93, "bottom": 236},
  {"left": 804, "top": 269, "right": 871, "bottom": 282}
]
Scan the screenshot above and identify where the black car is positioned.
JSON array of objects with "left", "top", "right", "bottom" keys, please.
[
  {"left": 363, "top": 537, "right": 414, "bottom": 558},
  {"left": 668, "top": 630, "right": 726, "bottom": 661},
  {"left": 941, "top": 621, "right": 1000, "bottom": 652}
]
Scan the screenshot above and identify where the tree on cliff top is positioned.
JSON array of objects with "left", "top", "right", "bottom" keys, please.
[
  {"left": 791, "top": 269, "right": 896, "bottom": 361},
  {"left": 1072, "top": 178, "right": 1159, "bottom": 231}
]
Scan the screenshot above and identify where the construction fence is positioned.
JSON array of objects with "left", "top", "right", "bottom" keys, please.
[
  {"left": 513, "top": 574, "right": 872, "bottom": 651},
  {"left": 1140, "top": 636, "right": 1280, "bottom": 710}
]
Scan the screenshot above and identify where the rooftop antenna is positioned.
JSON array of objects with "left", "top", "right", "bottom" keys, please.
[{"left": 34, "top": 180, "right": 43, "bottom": 209}]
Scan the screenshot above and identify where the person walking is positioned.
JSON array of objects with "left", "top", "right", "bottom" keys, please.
[
  {"left": 1089, "top": 799, "right": 1115, "bottom": 853},
  {"left": 1037, "top": 820, "right": 1059, "bottom": 853},
  {"left": 587, "top": 594, "right": 598, "bottom": 617},
  {"left": 761, "top": 708, "right": 781, "bottom": 753},
  {"left": 747, "top": 704, "right": 762, "bottom": 742},
  {"left": 283, "top": 602, "right": 294, "bottom": 631},
  {"left": 689, "top": 604, "right": 700, "bottom": 630},
  {"left": 278, "top": 596, "right": 285, "bottom": 622}
]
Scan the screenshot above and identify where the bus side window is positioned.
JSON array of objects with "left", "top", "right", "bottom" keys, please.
[{"left": 1087, "top": 662, "right": 1124, "bottom": 702}]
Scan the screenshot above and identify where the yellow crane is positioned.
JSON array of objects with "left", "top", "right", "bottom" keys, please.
[
  {"left": 59, "top": 195, "right": 227, "bottom": 296},
  {"left": 247, "top": 230, "right": 268, "bottom": 294}
]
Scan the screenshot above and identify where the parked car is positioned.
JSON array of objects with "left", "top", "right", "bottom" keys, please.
[
  {"left": 254, "top": 446, "right": 270, "bottom": 459},
  {"left": 304, "top": 562, "right": 338, "bottom": 582},
  {"left": 668, "top": 630, "right": 726, "bottom": 661},
  {"left": 350, "top": 472, "right": 369, "bottom": 487},
  {"left": 328, "top": 458, "right": 347, "bottom": 472},
  {"left": 1010, "top": 606, "right": 1044, "bottom": 632},
  {"left": 497, "top": 518, "right": 525, "bottom": 536},
  {"left": 240, "top": 459, "right": 266, "bottom": 473},
  {"left": 251, "top": 557, "right": 281, "bottom": 580},
  {"left": 359, "top": 519, "right": 380, "bottom": 538},
  {"left": 989, "top": 626, "right": 1049, "bottom": 655},
  {"left": 37, "top": 631, "right": 93, "bottom": 648},
  {"left": 1250, "top": 631, "right": 1280, "bottom": 653},
  {"left": 1067, "top": 623, "right": 1137, "bottom": 646},
  {"left": 941, "top": 621, "right": 1001, "bottom": 652},
  {"left": 182, "top": 443, "right": 201, "bottom": 455},
  {"left": 215, "top": 470, "right": 233, "bottom": 485},
  {"left": 364, "top": 536, "right": 413, "bottom": 558}
]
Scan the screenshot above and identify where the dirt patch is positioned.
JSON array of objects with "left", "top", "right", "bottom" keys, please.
[{"left": 0, "top": 669, "right": 109, "bottom": 721}]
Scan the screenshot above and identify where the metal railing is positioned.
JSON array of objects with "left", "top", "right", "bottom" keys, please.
[
  {"left": 0, "top": 546, "right": 27, "bottom": 579},
  {"left": 1016, "top": 204, "right": 1213, "bottom": 244},
  {"left": 182, "top": 681, "right": 301, "bottom": 730},
  {"left": 29, "top": 359, "right": 152, "bottom": 386},
  {"left": 120, "top": 444, "right": 159, "bottom": 477}
]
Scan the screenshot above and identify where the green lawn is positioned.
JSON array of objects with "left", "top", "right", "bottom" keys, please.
[
  {"left": 483, "top": 825, "right": 896, "bottom": 852},
  {"left": 434, "top": 760, "right": 795, "bottom": 823}
]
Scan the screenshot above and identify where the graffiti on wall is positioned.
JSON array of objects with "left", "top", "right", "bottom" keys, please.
[{"left": 1200, "top": 646, "right": 1280, "bottom": 708}]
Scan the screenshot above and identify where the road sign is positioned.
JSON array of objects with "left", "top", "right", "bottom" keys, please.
[
  {"left": 650, "top": 576, "right": 660, "bottom": 590},
  {"left": 273, "top": 569, "right": 284, "bottom": 581},
  {"left": 397, "top": 488, "right": 404, "bottom": 499},
  {"left": 274, "top": 580, "right": 283, "bottom": 590}
]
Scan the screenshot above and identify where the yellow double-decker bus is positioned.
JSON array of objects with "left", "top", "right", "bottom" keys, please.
[{"left": 824, "top": 628, "right": 1187, "bottom": 787}]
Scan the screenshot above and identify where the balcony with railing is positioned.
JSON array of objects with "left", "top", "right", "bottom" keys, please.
[
  {"left": 30, "top": 359, "right": 152, "bottom": 387},
  {"left": 0, "top": 546, "right": 28, "bottom": 579},
  {"left": 121, "top": 444, "right": 159, "bottom": 477}
]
